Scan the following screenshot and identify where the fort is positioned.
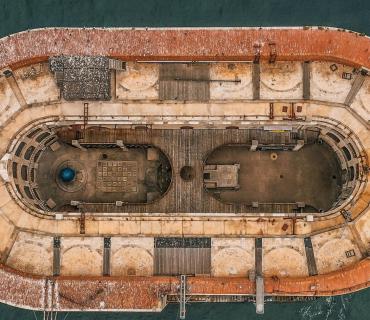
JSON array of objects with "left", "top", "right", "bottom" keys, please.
[{"left": 0, "top": 27, "right": 369, "bottom": 317}]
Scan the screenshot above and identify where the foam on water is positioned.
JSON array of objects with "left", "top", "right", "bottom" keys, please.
[{"left": 299, "top": 294, "right": 354, "bottom": 320}]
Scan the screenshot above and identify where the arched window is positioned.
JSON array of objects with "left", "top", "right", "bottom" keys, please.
[{"left": 24, "top": 146, "right": 35, "bottom": 160}]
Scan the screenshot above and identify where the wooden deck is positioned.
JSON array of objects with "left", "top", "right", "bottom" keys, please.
[{"left": 57, "top": 127, "right": 320, "bottom": 214}]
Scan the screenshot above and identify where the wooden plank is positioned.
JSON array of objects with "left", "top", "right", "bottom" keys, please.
[
  {"left": 344, "top": 72, "right": 366, "bottom": 106},
  {"left": 154, "top": 245, "right": 211, "bottom": 275},
  {"left": 304, "top": 237, "right": 318, "bottom": 276},
  {"left": 159, "top": 63, "right": 210, "bottom": 101},
  {"left": 252, "top": 63, "right": 260, "bottom": 100},
  {"left": 57, "top": 128, "right": 319, "bottom": 215},
  {"left": 103, "top": 238, "right": 111, "bottom": 276},
  {"left": 255, "top": 238, "right": 263, "bottom": 277},
  {"left": 53, "top": 237, "right": 61, "bottom": 276},
  {"left": 303, "top": 61, "right": 311, "bottom": 100}
]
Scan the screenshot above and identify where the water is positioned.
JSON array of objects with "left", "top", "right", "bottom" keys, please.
[
  {"left": 0, "top": 0, "right": 369, "bottom": 37},
  {"left": 0, "top": 291, "right": 369, "bottom": 320},
  {"left": 0, "top": 0, "right": 369, "bottom": 319}
]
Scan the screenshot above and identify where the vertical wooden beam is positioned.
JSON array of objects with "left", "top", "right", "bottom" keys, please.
[
  {"left": 302, "top": 61, "right": 311, "bottom": 100},
  {"left": 53, "top": 237, "right": 61, "bottom": 276},
  {"left": 304, "top": 237, "right": 318, "bottom": 276},
  {"left": 103, "top": 237, "right": 111, "bottom": 276},
  {"left": 252, "top": 63, "right": 260, "bottom": 100}
]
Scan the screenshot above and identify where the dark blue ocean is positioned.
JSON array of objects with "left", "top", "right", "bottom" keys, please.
[{"left": 0, "top": 0, "right": 369, "bottom": 319}]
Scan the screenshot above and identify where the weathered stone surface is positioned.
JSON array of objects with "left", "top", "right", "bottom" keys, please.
[
  {"left": 0, "top": 27, "right": 369, "bottom": 312},
  {"left": 49, "top": 55, "right": 111, "bottom": 100}
]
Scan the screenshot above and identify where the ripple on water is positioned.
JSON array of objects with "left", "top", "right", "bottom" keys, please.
[{"left": 299, "top": 294, "right": 353, "bottom": 320}]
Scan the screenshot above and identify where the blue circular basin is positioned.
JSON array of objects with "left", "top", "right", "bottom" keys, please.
[{"left": 59, "top": 167, "right": 76, "bottom": 182}]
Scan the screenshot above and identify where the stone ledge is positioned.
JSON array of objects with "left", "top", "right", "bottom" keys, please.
[
  {"left": 0, "top": 259, "right": 368, "bottom": 311},
  {"left": 0, "top": 28, "right": 369, "bottom": 70}
]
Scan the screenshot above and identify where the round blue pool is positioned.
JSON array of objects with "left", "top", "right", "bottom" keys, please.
[{"left": 59, "top": 167, "right": 76, "bottom": 182}]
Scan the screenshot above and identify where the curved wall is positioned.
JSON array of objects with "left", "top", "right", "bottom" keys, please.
[
  {"left": 0, "top": 27, "right": 369, "bottom": 70},
  {"left": 6, "top": 120, "right": 367, "bottom": 216},
  {"left": 0, "top": 259, "right": 369, "bottom": 311},
  {"left": 0, "top": 27, "right": 368, "bottom": 312},
  {"left": 7, "top": 123, "right": 174, "bottom": 213},
  {"left": 9, "top": 125, "right": 58, "bottom": 211}
]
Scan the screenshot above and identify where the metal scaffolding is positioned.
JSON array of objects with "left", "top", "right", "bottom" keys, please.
[{"left": 179, "top": 275, "right": 187, "bottom": 319}]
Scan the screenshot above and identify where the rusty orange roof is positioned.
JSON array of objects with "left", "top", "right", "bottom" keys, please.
[
  {"left": 0, "top": 27, "right": 369, "bottom": 70},
  {"left": 0, "top": 259, "right": 369, "bottom": 311},
  {"left": 0, "top": 27, "right": 369, "bottom": 312}
]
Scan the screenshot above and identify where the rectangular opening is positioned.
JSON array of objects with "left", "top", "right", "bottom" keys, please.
[
  {"left": 12, "top": 162, "right": 18, "bottom": 178},
  {"left": 342, "top": 72, "right": 352, "bottom": 80},
  {"left": 345, "top": 249, "right": 355, "bottom": 258},
  {"left": 15, "top": 142, "right": 26, "bottom": 157}
]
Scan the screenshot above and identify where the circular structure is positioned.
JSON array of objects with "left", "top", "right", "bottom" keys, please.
[
  {"left": 180, "top": 166, "right": 195, "bottom": 181},
  {"left": 59, "top": 167, "right": 75, "bottom": 182},
  {"left": 270, "top": 153, "right": 278, "bottom": 160},
  {"left": 55, "top": 160, "right": 87, "bottom": 193}
]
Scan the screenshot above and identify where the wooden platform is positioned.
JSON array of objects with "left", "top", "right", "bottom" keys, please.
[
  {"left": 159, "top": 63, "right": 210, "bottom": 101},
  {"left": 154, "top": 237, "right": 211, "bottom": 275},
  {"left": 57, "top": 127, "right": 320, "bottom": 214}
]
